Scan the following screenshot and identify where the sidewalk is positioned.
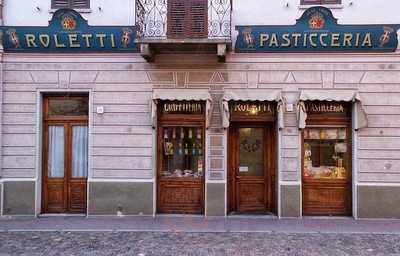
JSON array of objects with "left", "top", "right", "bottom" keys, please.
[{"left": 1, "top": 215, "right": 400, "bottom": 234}]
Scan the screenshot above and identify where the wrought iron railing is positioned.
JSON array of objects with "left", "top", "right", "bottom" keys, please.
[{"left": 135, "top": 0, "right": 231, "bottom": 40}]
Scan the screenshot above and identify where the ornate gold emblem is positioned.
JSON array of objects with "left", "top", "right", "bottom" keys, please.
[
  {"left": 309, "top": 12, "right": 325, "bottom": 30},
  {"left": 61, "top": 16, "right": 76, "bottom": 30}
]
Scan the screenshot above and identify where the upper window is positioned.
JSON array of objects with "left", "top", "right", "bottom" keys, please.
[
  {"left": 52, "top": 0, "right": 90, "bottom": 9},
  {"left": 167, "top": 0, "right": 208, "bottom": 39},
  {"left": 300, "top": 0, "right": 341, "bottom": 4}
]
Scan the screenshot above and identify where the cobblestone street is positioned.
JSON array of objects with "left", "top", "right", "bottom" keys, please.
[{"left": 1, "top": 231, "right": 400, "bottom": 256}]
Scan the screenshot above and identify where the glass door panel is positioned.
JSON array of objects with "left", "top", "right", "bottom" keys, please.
[
  {"left": 238, "top": 127, "right": 264, "bottom": 176},
  {"left": 71, "top": 126, "right": 88, "bottom": 178},
  {"left": 47, "top": 126, "right": 65, "bottom": 178}
]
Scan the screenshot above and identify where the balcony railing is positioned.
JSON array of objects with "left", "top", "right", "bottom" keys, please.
[{"left": 135, "top": 0, "right": 231, "bottom": 40}]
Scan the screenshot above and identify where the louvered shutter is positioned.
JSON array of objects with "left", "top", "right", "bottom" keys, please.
[
  {"left": 71, "top": 0, "right": 90, "bottom": 8},
  {"left": 167, "top": 0, "right": 207, "bottom": 39},
  {"left": 52, "top": 0, "right": 69, "bottom": 8},
  {"left": 52, "top": 0, "right": 90, "bottom": 8},
  {"left": 188, "top": 0, "right": 208, "bottom": 38},
  {"left": 167, "top": 0, "right": 187, "bottom": 39}
]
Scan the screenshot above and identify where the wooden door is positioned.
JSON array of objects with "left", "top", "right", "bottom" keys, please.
[
  {"left": 42, "top": 96, "right": 88, "bottom": 214},
  {"left": 229, "top": 124, "right": 275, "bottom": 213}
]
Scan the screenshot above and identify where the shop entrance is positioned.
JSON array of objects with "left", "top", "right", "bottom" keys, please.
[
  {"left": 42, "top": 95, "right": 89, "bottom": 214},
  {"left": 228, "top": 124, "right": 275, "bottom": 213},
  {"left": 157, "top": 100, "right": 205, "bottom": 214}
]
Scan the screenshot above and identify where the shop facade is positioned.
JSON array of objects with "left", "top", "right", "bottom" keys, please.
[{"left": 1, "top": 1, "right": 400, "bottom": 219}]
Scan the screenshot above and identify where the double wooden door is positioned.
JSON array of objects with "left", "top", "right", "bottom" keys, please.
[
  {"left": 42, "top": 96, "right": 88, "bottom": 214},
  {"left": 228, "top": 124, "right": 276, "bottom": 213}
]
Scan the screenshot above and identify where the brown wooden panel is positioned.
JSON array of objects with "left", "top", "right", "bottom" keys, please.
[
  {"left": 158, "top": 180, "right": 204, "bottom": 214},
  {"left": 45, "top": 180, "right": 65, "bottom": 213},
  {"left": 236, "top": 180, "right": 266, "bottom": 212},
  {"left": 302, "top": 182, "right": 351, "bottom": 215},
  {"left": 68, "top": 180, "right": 87, "bottom": 213}
]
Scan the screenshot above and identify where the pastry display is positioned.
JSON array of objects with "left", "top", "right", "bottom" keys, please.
[{"left": 303, "top": 128, "right": 347, "bottom": 180}]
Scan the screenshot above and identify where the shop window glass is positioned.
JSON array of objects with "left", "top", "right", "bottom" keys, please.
[
  {"left": 303, "top": 128, "right": 348, "bottom": 180},
  {"left": 161, "top": 126, "right": 204, "bottom": 178}
]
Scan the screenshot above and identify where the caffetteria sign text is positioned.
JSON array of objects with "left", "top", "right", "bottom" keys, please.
[
  {"left": 235, "top": 7, "right": 400, "bottom": 53},
  {"left": 0, "top": 9, "right": 138, "bottom": 52}
]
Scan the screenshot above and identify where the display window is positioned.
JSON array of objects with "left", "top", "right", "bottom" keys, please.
[
  {"left": 157, "top": 100, "right": 205, "bottom": 214},
  {"left": 303, "top": 127, "right": 349, "bottom": 180},
  {"left": 161, "top": 126, "right": 204, "bottom": 178},
  {"left": 301, "top": 101, "right": 352, "bottom": 216}
]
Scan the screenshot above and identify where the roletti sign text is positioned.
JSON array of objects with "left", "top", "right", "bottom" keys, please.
[
  {"left": 235, "top": 7, "right": 400, "bottom": 52},
  {"left": 0, "top": 9, "right": 138, "bottom": 52}
]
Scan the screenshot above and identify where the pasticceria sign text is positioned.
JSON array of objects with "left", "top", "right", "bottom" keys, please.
[
  {"left": 0, "top": 9, "right": 138, "bottom": 52},
  {"left": 235, "top": 7, "right": 400, "bottom": 53}
]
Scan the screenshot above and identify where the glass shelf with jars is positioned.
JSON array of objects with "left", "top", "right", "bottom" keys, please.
[{"left": 161, "top": 126, "right": 204, "bottom": 178}]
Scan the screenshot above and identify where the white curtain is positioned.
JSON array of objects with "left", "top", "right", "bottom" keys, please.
[
  {"left": 72, "top": 126, "right": 88, "bottom": 178},
  {"left": 48, "top": 126, "right": 64, "bottom": 178}
]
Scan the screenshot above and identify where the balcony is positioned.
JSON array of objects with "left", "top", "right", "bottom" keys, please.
[{"left": 136, "top": 0, "right": 232, "bottom": 62}]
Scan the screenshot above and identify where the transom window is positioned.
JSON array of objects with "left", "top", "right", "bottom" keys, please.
[
  {"left": 52, "top": 0, "right": 90, "bottom": 9},
  {"left": 301, "top": 0, "right": 342, "bottom": 5}
]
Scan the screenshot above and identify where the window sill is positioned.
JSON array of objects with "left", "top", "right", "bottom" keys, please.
[
  {"left": 49, "top": 8, "right": 92, "bottom": 14},
  {"left": 298, "top": 4, "right": 344, "bottom": 9}
]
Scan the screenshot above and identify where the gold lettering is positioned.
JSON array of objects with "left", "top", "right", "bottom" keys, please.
[
  {"left": 39, "top": 34, "right": 50, "bottom": 47},
  {"left": 96, "top": 34, "right": 106, "bottom": 48},
  {"left": 319, "top": 33, "right": 328, "bottom": 47},
  {"left": 260, "top": 33, "right": 269, "bottom": 47},
  {"left": 54, "top": 34, "right": 66, "bottom": 48},
  {"left": 269, "top": 33, "right": 278, "bottom": 47},
  {"left": 292, "top": 33, "right": 301, "bottom": 47},
  {"left": 68, "top": 34, "right": 80, "bottom": 48},
  {"left": 25, "top": 34, "right": 37, "bottom": 48},
  {"left": 281, "top": 33, "right": 291, "bottom": 47},
  {"left": 362, "top": 33, "right": 372, "bottom": 47},
  {"left": 82, "top": 34, "right": 92, "bottom": 48},
  {"left": 309, "top": 33, "right": 317, "bottom": 47},
  {"left": 355, "top": 33, "right": 360, "bottom": 47},
  {"left": 343, "top": 33, "right": 353, "bottom": 47},
  {"left": 111, "top": 34, "right": 116, "bottom": 48},
  {"left": 331, "top": 33, "right": 340, "bottom": 47}
]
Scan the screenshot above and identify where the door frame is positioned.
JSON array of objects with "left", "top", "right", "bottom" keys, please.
[
  {"left": 41, "top": 94, "right": 89, "bottom": 214},
  {"left": 227, "top": 121, "right": 277, "bottom": 214}
]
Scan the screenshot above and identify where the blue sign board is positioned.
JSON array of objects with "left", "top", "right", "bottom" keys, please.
[
  {"left": 235, "top": 7, "right": 400, "bottom": 53},
  {"left": 0, "top": 9, "right": 138, "bottom": 52}
]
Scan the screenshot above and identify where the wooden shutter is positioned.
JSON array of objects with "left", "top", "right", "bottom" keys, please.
[
  {"left": 168, "top": 0, "right": 187, "bottom": 39},
  {"left": 52, "top": 0, "right": 90, "bottom": 8},
  {"left": 188, "top": 0, "right": 208, "bottom": 38},
  {"left": 167, "top": 0, "right": 207, "bottom": 39}
]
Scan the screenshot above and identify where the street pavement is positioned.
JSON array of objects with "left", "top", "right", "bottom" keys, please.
[{"left": 1, "top": 216, "right": 400, "bottom": 255}]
